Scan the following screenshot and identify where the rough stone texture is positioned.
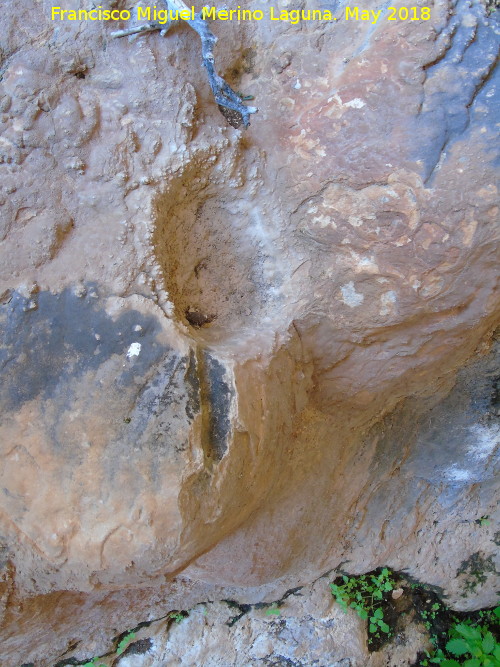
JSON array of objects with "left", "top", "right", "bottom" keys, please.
[
  {"left": 54, "top": 576, "right": 431, "bottom": 667},
  {"left": 0, "top": 0, "right": 499, "bottom": 664}
]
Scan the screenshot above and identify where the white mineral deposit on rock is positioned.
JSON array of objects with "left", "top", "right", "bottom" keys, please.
[
  {"left": 340, "top": 282, "right": 365, "bottom": 307},
  {"left": 127, "top": 342, "right": 142, "bottom": 358}
]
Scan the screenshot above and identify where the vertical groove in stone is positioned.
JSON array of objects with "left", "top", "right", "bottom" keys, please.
[{"left": 195, "top": 348, "right": 233, "bottom": 463}]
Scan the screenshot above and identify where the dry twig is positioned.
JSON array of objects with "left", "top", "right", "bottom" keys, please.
[{"left": 112, "top": 0, "right": 258, "bottom": 128}]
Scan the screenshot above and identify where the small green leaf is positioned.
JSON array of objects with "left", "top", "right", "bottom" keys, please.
[
  {"left": 379, "top": 621, "right": 390, "bottom": 633},
  {"left": 439, "top": 660, "right": 461, "bottom": 667},
  {"left": 373, "top": 608, "right": 384, "bottom": 620},
  {"left": 455, "top": 624, "right": 481, "bottom": 640},
  {"left": 463, "top": 660, "right": 481, "bottom": 667},
  {"left": 493, "top": 606, "right": 500, "bottom": 619},
  {"left": 482, "top": 631, "right": 495, "bottom": 654},
  {"left": 446, "top": 638, "right": 470, "bottom": 656},
  {"left": 358, "top": 608, "right": 368, "bottom": 620},
  {"left": 369, "top": 623, "right": 377, "bottom": 633},
  {"left": 265, "top": 607, "right": 281, "bottom": 615},
  {"left": 116, "top": 631, "right": 136, "bottom": 655}
]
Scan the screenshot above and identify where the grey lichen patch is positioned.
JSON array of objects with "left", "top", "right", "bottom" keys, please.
[
  {"left": 196, "top": 351, "right": 234, "bottom": 463},
  {"left": 184, "top": 349, "right": 201, "bottom": 421},
  {"left": 0, "top": 285, "right": 167, "bottom": 411},
  {"left": 204, "top": 353, "right": 234, "bottom": 461},
  {"left": 456, "top": 551, "right": 498, "bottom": 596},
  {"left": 377, "top": 339, "right": 500, "bottom": 489},
  {"left": 413, "top": 0, "right": 499, "bottom": 184},
  {"left": 127, "top": 354, "right": 184, "bottom": 448},
  {"left": 490, "top": 374, "right": 500, "bottom": 418}
]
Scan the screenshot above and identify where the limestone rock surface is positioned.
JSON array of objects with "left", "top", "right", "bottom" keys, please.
[
  {"left": 56, "top": 576, "right": 430, "bottom": 667},
  {"left": 0, "top": 0, "right": 499, "bottom": 664}
]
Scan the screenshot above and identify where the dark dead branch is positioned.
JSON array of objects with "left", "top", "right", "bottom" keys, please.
[{"left": 112, "top": 0, "right": 258, "bottom": 128}]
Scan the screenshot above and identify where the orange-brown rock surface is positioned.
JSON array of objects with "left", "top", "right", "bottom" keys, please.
[{"left": 0, "top": 0, "right": 498, "bottom": 664}]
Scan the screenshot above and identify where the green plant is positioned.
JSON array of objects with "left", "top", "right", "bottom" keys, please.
[
  {"left": 421, "top": 607, "right": 500, "bottom": 666},
  {"left": 421, "top": 603, "right": 444, "bottom": 630},
  {"left": 77, "top": 628, "right": 137, "bottom": 665},
  {"left": 116, "top": 631, "right": 136, "bottom": 655},
  {"left": 169, "top": 611, "right": 187, "bottom": 623},
  {"left": 479, "top": 607, "right": 500, "bottom": 625},
  {"left": 330, "top": 568, "right": 396, "bottom": 644},
  {"left": 265, "top": 604, "right": 281, "bottom": 616}
]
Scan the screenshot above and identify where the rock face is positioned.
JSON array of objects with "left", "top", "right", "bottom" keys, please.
[
  {"left": 0, "top": 0, "right": 498, "bottom": 664},
  {"left": 58, "top": 576, "right": 430, "bottom": 667}
]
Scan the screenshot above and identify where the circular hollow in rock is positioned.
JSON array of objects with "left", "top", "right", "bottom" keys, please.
[{"left": 152, "top": 165, "right": 283, "bottom": 346}]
